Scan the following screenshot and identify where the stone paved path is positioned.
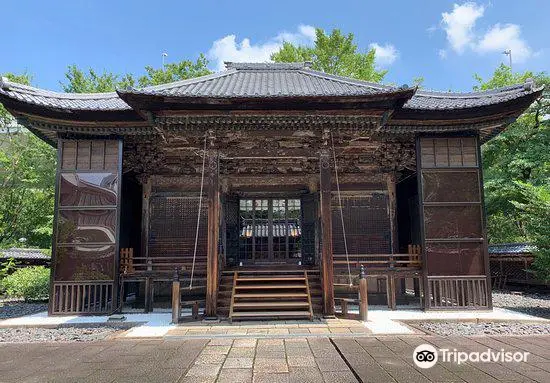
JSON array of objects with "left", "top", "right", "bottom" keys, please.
[
  {"left": 1, "top": 335, "right": 549, "bottom": 382},
  {"left": 164, "top": 318, "right": 376, "bottom": 337}
]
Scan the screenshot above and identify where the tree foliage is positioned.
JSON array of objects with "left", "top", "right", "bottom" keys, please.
[
  {"left": 1, "top": 55, "right": 212, "bottom": 250},
  {"left": 271, "top": 28, "right": 387, "bottom": 82},
  {"left": 477, "top": 64, "right": 550, "bottom": 279},
  {"left": 137, "top": 54, "right": 212, "bottom": 86},
  {"left": 61, "top": 65, "right": 135, "bottom": 93},
  {"left": 61, "top": 55, "right": 211, "bottom": 92},
  {"left": 1, "top": 266, "right": 50, "bottom": 300},
  {"left": 513, "top": 182, "right": 550, "bottom": 281},
  {"left": 0, "top": 128, "right": 56, "bottom": 249}
]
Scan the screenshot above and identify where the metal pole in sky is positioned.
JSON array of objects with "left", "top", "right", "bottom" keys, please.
[
  {"left": 162, "top": 52, "right": 168, "bottom": 67},
  {"left": 503, "top": 49, "right": 512, "bottom": 72}
]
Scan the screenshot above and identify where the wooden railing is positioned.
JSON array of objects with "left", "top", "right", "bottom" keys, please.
[
  {"left": 52, "top": 281, "right": 114, "bottom": 314},
  {"left": 119, "top": 247, "right": 207, "bottom": 279},
  {"left": 427, "top": 276, "right": 489, "bottom": 309},
  {"left": 120, "top": 248, "right": 207, "bottom": 313},
  {"left": 333, "top": 253, "right": 422, "bottom": 270},
  {"left": 333, "top": 247, "right": 424, "bottom": 310}
]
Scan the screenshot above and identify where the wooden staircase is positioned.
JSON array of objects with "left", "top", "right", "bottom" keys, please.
[{"left": 227, "top": 270, "right": 315, "bottom": 321}]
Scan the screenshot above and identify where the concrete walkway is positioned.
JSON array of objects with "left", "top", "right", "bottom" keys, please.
[
  {"left": 1, "top": 335, "right": 550, "bottom": 382},
  {"left": 2, "top": 307, "right": 546, "bottom": 338}
]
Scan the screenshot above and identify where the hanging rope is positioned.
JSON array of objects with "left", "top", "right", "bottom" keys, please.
[
  {"left": 189, "top": 134, "right": 208, "bottom": 290},
  {"left": 330, "top": 131, "right": 353, "bottom": 287}
]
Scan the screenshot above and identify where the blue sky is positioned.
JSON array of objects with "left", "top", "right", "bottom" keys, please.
[{"left": 2, "top": 0, "right": 548, "bottom": 92}]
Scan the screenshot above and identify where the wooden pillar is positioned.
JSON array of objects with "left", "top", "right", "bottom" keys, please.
[
  {"left": 171, "top": 269, "right": 181, "bottom": 324},
  {"left": 387, "top": 173, "right": 400, "bottom": 310},
  {"left": 359, "top": 265, "right": 368, "bottom": 321},
  {"left": 386, "top": 173, "right": 398, "bottom": 254},
  {"left": 319, "top": 149, "right": 335, "bottom": 317},
  {"left": 140, "top": 177, "right": 152, "bottom": 313},
  {"left": 205, "top": 151, "right": 220, "bottom": 318},
  {"left": 144, "top": 276, "right": 153, "bottom": 313}
]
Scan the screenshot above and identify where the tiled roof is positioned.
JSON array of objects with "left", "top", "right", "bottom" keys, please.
[
  {"left": 0, "top": 77, "right": 131, "bottom": 111},
  {"left": 121, "top": 62, "right": 398, "bottom": 98},
  {"left": 404, "top": 82, "right": 542, "bottom": 110},
  {"left": 0, "top": 63, "right": 543, "bottom": 113},
  {"left": 488, "top": 243, "right": 536, "bottom": 254},
  {"left": 0, "top": 248, "right": 50, "bottom": 260}
]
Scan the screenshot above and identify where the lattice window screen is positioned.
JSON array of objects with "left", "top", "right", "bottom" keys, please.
[{"left": 331, "top": 193, "right": 391, "bottom": 255}]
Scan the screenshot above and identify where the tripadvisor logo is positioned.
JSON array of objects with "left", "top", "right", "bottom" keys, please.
[
  {"left": 413, "top": 344, "right": 438, "bottom": 369},
  {"left": 413, "top": 344, "right": 529, "bottom": 369}
]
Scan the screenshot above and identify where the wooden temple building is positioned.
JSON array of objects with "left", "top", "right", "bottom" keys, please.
[{"left": 0, "top": 62, "right": 542, "bottom": 319}]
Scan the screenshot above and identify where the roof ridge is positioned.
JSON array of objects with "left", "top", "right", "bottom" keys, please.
[
  {"left": 133, "top": 69, "right": 238, "bottom": 93},
  {"left": 225, "top": 62, "right": 311, "bottom": 70},
  {"left": 414, "top": 84, "right": 528, "bottom": 98},
  {"left": 1, "top": 78, "right": 121, "bottom": 99},
  {"left": 298, "top": 68, "right": 397, "bottom": 91}
]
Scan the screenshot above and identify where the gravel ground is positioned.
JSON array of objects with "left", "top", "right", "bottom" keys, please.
[
  {"left": 417, "top": 289, "right": 550, "bottom": 336},
  {"left": 0, "top": 324, "right": 132, "bottom": 343},
  {"left": 418, "top": 321, "right": 550, "bottom": 336},
  {"left": 492, "top": 289, "right": 550, "bottom": 319},
  {"left": 0, "top": 301, "right": 48, "bottom": 319}
]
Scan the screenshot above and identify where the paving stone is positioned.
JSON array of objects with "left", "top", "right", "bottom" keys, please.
[
  {"left": 315, "top": 357, "right": 350, "bottom": 372},
  {"left": 246, "top": 329, "right": 269, "bottom": 335},
  {"left": 194, "top": 353, "right": 227, "bottom": 364},
  {"left": 223, "top": 357, "right": 254, "bottom": 368},
  {"left": 225, "top": 329, "right": 248, "bottom": 335},
  {"left": 287, "top": 356, "right": 316, "bottom": 367},
  {"left": 349, "top": 327, "right": 369, "bottom": 334},
  {"left": 185, "top": 363, "right": 222, "bottom": 377},
  {"left": 322, "top": 371, "right": 358, "bottom": 383},
  {"left": 268, "top": 329, "right": 290, "bottom": 335},
  {"left": 329, "top": 327, "right": 352, "bottom": 334},
  {"left": 209, "top": 338, "right": 234, "bottom": 346},
  {"left": 3, "top": 334, "right": 550, "bottom": 383},
  {"left": 288, "top": 367, "right": 324, "bottom": 383},
  {"left": 203, "top": 345, "right": 231, "bottom": 354},
  {"left": 288, "top": 328, "right": 310, "bottom": 334},
  {"left": 255, "top": 350, "right": 287, "bottom": 359},
  {"left": 307, "top": 328, "right": 330, "bottom": 334},
  {"left": 229, "top": 347, "right": 256, "bottom": 358},
  {"left": 258, "top": 338, "right": 284, "bottom": 346},
  {"left": 217, "top": 368, "right": 253, "bottom": 383},
  {"left": 179, "top": 376, "right": 216, "bottom": 383},
  {"left": 285, "top": 347, "right": 313, "bottom": 357},
  {"left": 254, "top": 358, "right": 289, "bottom": 373},
  {"left": 253, "top": 372, "right": 290, "bottom": 383},
  {"left": 233, "top": 338, "right": 257, "bottom": 347}
]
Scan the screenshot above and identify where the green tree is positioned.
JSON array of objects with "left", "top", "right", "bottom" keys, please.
[
  {"left": 61, "top": 65, "right": 136, "bottom": 93},
  {"left": 271, "top": 28, "right": 387, "bottom": 82},
  {"left": 0, "top": 129, "right": 56, "bottom": 248},
  {"left": 138, "top": 54, "right": 212, "bottom": 86},
  {"left": 61, "top": 55, "right": 211, "bottom": 92},
  {"left": 1, "top": 73, "right": 56, "bottom": 249},
  {"left": 513, "top": 182, "right": 550, "bottom": 281},
  {"left": 1, "top": 55, "right": 211, "bottom": 251},
  {"left": 477, "top": 64, "right": 549, "bottom": 278}
]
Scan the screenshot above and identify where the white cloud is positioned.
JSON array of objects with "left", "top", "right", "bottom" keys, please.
[
  {"left": 208, "top": 25, "right": 316, "bottom": 71},
  {"left": 369, "top": 43, "right": 399, "bottom": 67},
  {"left": 438, "top": 2, "right": 533, "bottom": 63},
  {"left": 441, "top": 2, "right": 485, "bottom": 53},
  {"left": 208, "top": 25, "right": 400, "bottom": 71},
  {"left": 476, "top": 23, "right": 532, "bottom": 63},
  {"left": 438, "top": 49, "right": 448, "bottom": 59}
]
